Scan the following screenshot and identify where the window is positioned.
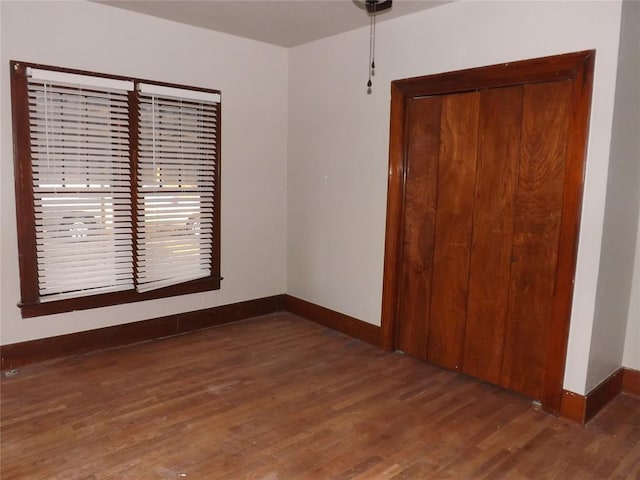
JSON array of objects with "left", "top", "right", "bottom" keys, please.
[{"left": 10, "top": 62, "right": 221, "bottom": 317}]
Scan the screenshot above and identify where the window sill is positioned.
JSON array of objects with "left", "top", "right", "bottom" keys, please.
[{"left": 19, "top": 276, "right": 222, "bottom": 318}]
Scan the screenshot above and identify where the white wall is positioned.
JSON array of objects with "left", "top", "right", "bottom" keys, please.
[
  {"left": 589, "top": 0, "right": 640, "bottom": 386},
  {"left": 624, "top": 217, "right": 640, "bottom": 371},
  {"left": 0, "top": 1, "right": 4, "bottom": 337},
  {"left": 620, "top": 0, "right": 640, "bottom": 373},
  {"left": 0, "top": 1, "right": 288, "bottom": 345},
  {"left": 288, "top": 0, "right": 623, "bottom": 395}
]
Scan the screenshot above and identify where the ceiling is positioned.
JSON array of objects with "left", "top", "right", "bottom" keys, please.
[{"left": 95, "top": 0, "right": 449, "bottom": 47}]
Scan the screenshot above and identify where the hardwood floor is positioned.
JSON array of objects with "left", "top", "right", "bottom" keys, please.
[{"left": 1, "top": 313, "right": 638, "bottom": 479}]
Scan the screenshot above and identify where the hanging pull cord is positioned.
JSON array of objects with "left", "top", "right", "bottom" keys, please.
[
  {"left": 372, "top": 2, "right": 377, "bottom": 73},
  {"left": 367, "top": 2, "right": 377, "bottom": 91}
]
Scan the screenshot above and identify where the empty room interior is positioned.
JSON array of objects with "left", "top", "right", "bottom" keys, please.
[{"left": 1, "top": 0, "right": 639, "bottom": 478}]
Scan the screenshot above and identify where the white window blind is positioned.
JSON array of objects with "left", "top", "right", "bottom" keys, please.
[
  {"left": 136, "top": 90, "right": 218, "bottom": 293},
  {"left": 27, "top": 73, "right": 134, "bottom": 301},
  {"left": 15, "top": 63, "right": 221, "bottom": 312}
]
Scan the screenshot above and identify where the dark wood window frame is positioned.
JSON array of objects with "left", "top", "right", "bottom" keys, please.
[{"left": 10, "top": 61, "right": 222, "bottom": 318}]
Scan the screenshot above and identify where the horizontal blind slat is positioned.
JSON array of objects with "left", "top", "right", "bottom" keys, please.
[
  {"left": 136, "top": 272, "right": 209, "bottom": 293},
  {"left": 39, "top": 284, "right": 133, "bottom": 302}
]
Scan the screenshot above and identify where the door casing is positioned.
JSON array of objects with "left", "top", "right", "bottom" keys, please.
[{"left": 380, "top": 50, "right": 595, "bottom": 415}]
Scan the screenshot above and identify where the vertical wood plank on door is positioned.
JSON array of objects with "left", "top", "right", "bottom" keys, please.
[
  {"left": 463, "top": 86, "right": 523, "bottom": 384},
  {"left": 427, "top": 92, "right": 480, "bottom": 370},
  {"left": 395, "top": 97, "right": 442, "bottom": 358},
  {"left": 501, "top": 80, "right": 573, "bottom": 400}
]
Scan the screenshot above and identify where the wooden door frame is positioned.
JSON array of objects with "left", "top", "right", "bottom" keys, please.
[{"left": 380, "top": 50, "right": 595, "bottom": 415}]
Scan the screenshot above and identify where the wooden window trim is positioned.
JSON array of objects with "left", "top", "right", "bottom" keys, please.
[{"left": 10, "top": 61, "right": 222, "bottom": 318}]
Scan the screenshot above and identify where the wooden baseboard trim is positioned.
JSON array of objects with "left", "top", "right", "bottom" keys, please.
[
  {"left": 584, "top": 369, "right": 624, "bottom": 422},
  {"left": 560, "top": 368, "right": 626, "bottom": 423},
  {"left": 1, "top": 295, "right": 285, "bottom": 371},
  {"left": 559, "top": 390, "right": 586, "bottom": 423},
  {"left": 622, "top": 368, "right": 640, "bottom": 397},
  {"left": 283, "top": 295, "right": 381, "bottom": 347},
  {"left": 1, "top": 293, "right": 381, "bottom": 371}
]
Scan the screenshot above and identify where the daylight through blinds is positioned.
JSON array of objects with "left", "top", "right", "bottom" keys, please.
[
  {"left": 27, "top": 75, "right": 134, "bottom": 301},
  {"left": 136, "top": 91, "right": 218, "bottom": 292},
  {"left": 21, "top": 66, "right": 220, "bottom": 305}
]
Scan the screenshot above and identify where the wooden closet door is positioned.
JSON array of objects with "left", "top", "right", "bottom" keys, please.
[
  {"left": 395, "top": 79, "right": 574, "bottom": 402},
  {"left": 500, "top": 80, "right": 573, "bottom": 400},
  {"left": 395, "top": 93, "right": 480, "bottom": 364},
  {"left": 395, "top": 96, "right": 441, "bottom": 358},
  {"left": 384, "top": 51, "right": 594, "bottom": 412},
  {"left": 462, "top": 86, "right": 523, "bottom": 385},
  {"left": 427, "top": 92, "right": 479, "bottom": 370}
]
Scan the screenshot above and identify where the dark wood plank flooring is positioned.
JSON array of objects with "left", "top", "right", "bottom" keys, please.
[{"left": 1, "top": 313, "right": 638, "bottom": 479}]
